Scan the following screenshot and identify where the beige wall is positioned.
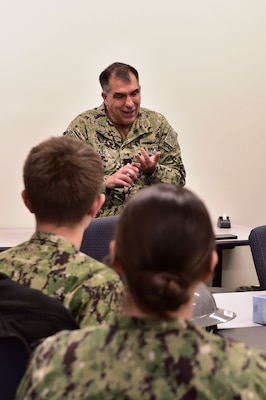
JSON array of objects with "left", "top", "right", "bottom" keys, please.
[{"left": 1, "top": 0, "right": 265, "bottom": 288}]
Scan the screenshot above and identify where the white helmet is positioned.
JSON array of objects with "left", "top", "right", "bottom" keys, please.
[{"left": 192, "top": 283, "right": 236, "bottom": 327}]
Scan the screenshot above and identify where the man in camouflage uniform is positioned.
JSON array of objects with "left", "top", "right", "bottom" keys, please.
[
  {"left": 63, "top": 62, "right": 186, "bottom": 217},
  {"left": 0, "top": 136, "right": 123, "bottom": 328}
]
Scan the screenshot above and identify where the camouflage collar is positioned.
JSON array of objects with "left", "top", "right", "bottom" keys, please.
[{"left": 31, "top": 231, "right": 79, "bottom": 251}]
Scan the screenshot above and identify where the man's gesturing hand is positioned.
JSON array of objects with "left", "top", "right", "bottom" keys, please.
[
  {"left": 106, "top": 164, "right": 139, "bottom": 189},
  {"left": 133, "top": 148, "right": 161, "bottom": 175}
]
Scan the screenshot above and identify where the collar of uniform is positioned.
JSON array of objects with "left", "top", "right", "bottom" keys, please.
[
  {"left": 111, "top": 314, "right": 193, "bottom": 331},
  {"left": 94, "top": 104, "right": 149, "bottom": 143},
  {"left": 30, "top": 231, "right": 79, "bottom": 251}
]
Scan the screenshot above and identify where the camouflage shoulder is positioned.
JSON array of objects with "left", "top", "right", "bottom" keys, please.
[
  {"left": 0, "top": 243, "right": 30, "bottom": 266},
  {"left": 63, "top": 104, "right": 106, "bottom": 140},
  {"left": 164, "top": 128, "right": 179, "bottom": 148},
  {"left": 81, "top": 256, "right": 123, "bottom": 283},
  {"left": 139, "top": 107, "right": 166, "bottom": 123},
  {"left": 138, "top": 108, "right": 177, "bottom": 139}
]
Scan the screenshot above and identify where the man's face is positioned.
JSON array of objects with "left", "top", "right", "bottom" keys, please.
[{"left": 102, "top": 72, "right": 141, "bottom": 127}]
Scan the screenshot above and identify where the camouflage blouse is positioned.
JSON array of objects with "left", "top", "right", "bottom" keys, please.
[
  {"left": 64, "top": 104, "right": 186, "bottom": 217},
  {"left": 0, "top": 231, "right": 123, "bottom": 328},
  {"left": 17, "top": 316, "right": 266, "bottom": 399}
]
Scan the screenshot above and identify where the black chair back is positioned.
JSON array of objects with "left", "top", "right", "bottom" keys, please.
[
  {"left": 0, "top": 335, "right": 30, "bottom": 400},
  {"left": 249, "top": 225, "right": 266, "bottom": 289},
  {"left": 80, "top": 216, "right": 119, "bottom": 262}
]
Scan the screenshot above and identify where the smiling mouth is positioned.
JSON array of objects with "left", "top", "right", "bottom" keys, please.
[{"left": 122, "top": 109, "right": 136, "bottom": 116}]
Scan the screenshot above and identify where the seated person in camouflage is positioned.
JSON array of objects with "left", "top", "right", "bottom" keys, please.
[
  {"left": 16, "top": 184, "right": 266, "bottom": 400},
  {"left": 0, "top": 136, "right": 123, "bottom": 328},
  {"left": 63, "top": 62, "right": 186, "bottom": 217}
]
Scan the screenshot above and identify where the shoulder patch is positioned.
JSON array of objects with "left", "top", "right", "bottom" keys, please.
[{"left": 164, "top": 129, "right": 178, "bottom": 148}]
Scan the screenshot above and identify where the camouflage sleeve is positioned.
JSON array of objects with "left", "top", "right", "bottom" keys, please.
[
  {"left": 16, "top": 329, "right": 82, "bottom": 400},
  {"left": 64, "top": 276, "right": 123, "bottom": 328},
  {"left": 147, "top": 116, "right": 186, "bottom": 186},
  {"left": 63, "top": 116, "right": 91, "bottom": 143}
]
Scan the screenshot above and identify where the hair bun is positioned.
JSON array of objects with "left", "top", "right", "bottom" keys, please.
[{"left": 134, "top": 272, "right": 189, "bottom": 315}]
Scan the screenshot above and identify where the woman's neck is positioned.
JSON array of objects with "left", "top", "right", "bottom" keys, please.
[{"left": 121, "top": 290, "right": 195, "bottom": 321}]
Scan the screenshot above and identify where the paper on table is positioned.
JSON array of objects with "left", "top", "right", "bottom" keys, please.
[{"left": 213, "top": 291, "right": 266, "bottom": 329}]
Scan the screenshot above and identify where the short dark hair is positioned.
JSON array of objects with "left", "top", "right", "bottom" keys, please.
[
  {"left": 99, "top": 62, "right": 139, "bottom": 92},
  {"left": 113, "top": 183, "right": 215, "bottom": 317},
  {"left": 23, "top": 136, "right": 104, "bottom": 225}
]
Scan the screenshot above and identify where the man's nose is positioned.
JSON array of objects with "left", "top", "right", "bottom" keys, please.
[{"left": 124, "top": 96, "right": 134, "bottom": 107}]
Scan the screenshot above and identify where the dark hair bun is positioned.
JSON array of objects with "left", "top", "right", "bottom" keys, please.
[{"left": 134, "top": 271, "right": 189, "bottom": 315}]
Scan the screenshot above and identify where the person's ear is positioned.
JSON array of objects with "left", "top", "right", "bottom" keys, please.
[
  {"left": 21, "top": 190, "right": 34, "bottom": 214},
  {"left": 109, "top": 240, "right": 123, "bottom": 274},
  {"left": 201, "top": 250, "right": 218, "bottom": 282},
  {"left": 89, "top": 194, "right": 105, "bottom": 218},
  {"left": 101, "top": 91, "right": 107, "bottom": 105}
]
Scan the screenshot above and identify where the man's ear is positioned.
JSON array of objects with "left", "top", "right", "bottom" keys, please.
[
  {"left": 201, "top": 250, "right": 218, "bottom": 282},
  {"left": 109, "top": 240, "right": 123, "bottom": 274},
  {"left": 89, "top": 193, "right": 105, "bottom": 218},
  {"left": 101, "top": 91, "right": 107, "bottom": 105},
  {"left": 21, "top": 189, "right": 34, "bottom": 214}
]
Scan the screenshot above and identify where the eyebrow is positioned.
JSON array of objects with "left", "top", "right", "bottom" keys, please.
[{"left": 114, "top": 88, "right": 140, "bottom": 97}]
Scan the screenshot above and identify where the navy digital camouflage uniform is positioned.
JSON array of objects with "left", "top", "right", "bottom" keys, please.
[
  {"left": 17, "top": 316, "right": 266, "bottom": 400},
  {"left": 0, "top": 232, "right": 123, "bottom": 328},
  {"left": 63, "top": 104, "right": 186, "bottom": 217}
]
